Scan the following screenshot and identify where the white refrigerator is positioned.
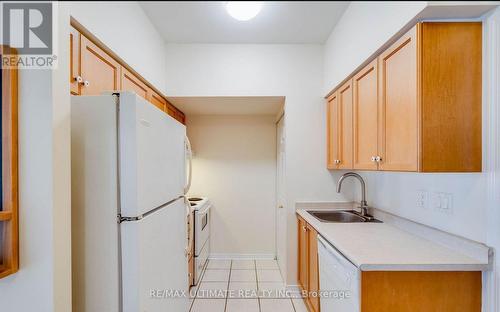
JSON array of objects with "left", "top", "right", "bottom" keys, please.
[{"left": 71, "top": 92, "right": 191, "bottom": 312}]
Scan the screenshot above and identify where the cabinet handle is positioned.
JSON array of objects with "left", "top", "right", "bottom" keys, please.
[
  {"left": 74, "top": 76, "right": 83, "bottom": 83},
  {"left": 371, "top": 156, "right": 376, "bottom": 162},
  {"left": 278, "top": 205, "right": 284, "bottom": 209},
  {"left": 302, "top": 225, "right": 307, "bottom": 232},
  {"left": 83, "top": 80, "right": 90, "bottom": 87},
  {"left": 375, "top": 156, "right": 382, "bottom": 162},
  {"left": 334, "top": 159, "right": 341, "bottom": 164}
]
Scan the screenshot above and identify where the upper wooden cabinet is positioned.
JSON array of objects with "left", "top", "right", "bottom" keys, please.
[
  {"left": 80, "top": 35, "right": 120, "bottom": 96},
  {"left": 121, "top": 67, "right": 148, "bottom": 100},
  {"left": 148, "top": 88, "right": 167, "bottom": 111},
  {"left": 378, "top": 25, "right": 419, "bottom": 172},
  {"left": 327, "top": 80, "right": 353, "bottom": 170},
  {"left": 353, "top": 59, "right": 378, "bottom": 170},
  {"left": 326, "top": 92, "right": 338, "bottom": 169},
  {"left": 419, "top": 22, "right": 482, "bottom": 172},
  {"left": 69, "top": 24, "right": 186, "bottom": 125},
  {"left": 327, "top": 22, "right": 482, "bottom": 172}
]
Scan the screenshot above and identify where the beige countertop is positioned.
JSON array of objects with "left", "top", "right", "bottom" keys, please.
[{"left": 296, "top": 208, "right": 489, "bottom": 271}]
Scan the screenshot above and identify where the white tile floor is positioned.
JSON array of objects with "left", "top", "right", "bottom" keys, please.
[{"left": 189, "top": 259, "right": 307, "bottom": 312}]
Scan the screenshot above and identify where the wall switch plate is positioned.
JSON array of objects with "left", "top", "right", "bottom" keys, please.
[
  {"left": 431, "top": 192, "right": 453, "bottom": 214},
  {"left": 431, "top": 192, "right": 442, "bottom": 209},
  {"left": 439, "top": 192, "right": 453, "bottom": 214}
]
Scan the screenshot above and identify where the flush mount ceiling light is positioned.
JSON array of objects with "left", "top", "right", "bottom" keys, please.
[{"left": 226, "top": 1, "right": 262, "bottom": 21}]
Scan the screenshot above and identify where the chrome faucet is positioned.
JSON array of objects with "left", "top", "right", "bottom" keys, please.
[{"left": 336, "top": 172, "right": 369, "bottom": 217}]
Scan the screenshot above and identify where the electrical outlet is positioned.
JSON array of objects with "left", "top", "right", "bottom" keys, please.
[{"left": 416, "top": 190, "right": 429, "bottom": 209}]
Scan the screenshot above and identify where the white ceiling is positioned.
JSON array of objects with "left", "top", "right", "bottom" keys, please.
[
  {"left": 140, "top": 1, "right": 349, "bottom": 44},
  {"left": 168, "top": 96, "right": 285, "bottom": 116}
]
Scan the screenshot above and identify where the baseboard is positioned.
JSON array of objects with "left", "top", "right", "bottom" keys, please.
[{"left": 209, "top": 253, "right": 275, "bottom": 260}]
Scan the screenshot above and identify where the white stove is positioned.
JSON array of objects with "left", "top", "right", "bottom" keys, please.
[{"left": 188, "top": 197, "right": 211, "bottom": 285}]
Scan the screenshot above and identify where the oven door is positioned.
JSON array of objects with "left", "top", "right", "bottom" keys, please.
[{"left": 194, "top": 204, "right": 210, "bottom": 256}]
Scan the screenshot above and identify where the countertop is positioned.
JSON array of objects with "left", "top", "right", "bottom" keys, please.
[{"left": 297, "top": 208, "right": 489, "bottom": 271}]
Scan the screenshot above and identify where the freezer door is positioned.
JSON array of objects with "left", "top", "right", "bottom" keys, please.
[
  {"left": 119, "top": 92, "right": 186, "bottom": 217},
  {"left": 121, "top": 198, "right": 189, "bottom": 312}
]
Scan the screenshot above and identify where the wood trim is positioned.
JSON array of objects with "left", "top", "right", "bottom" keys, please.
[
  {"left": 0, "top": 212, "right": 13, "bottom": 221},
  {"left": 0, "top": 45, "right": 19, "bottom": 279},
  {"left": 69, "top": 26, "right": 81, "bottom": 95}
]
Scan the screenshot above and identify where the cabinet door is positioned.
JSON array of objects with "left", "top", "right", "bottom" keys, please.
[
  {"left": 148, "top": 88, "right": 167, "bottom": 112},
  {"left": 165, "top": 101, "right": 177, "bottom": 118},
  {"left": 378, "top": 26, "right": 419, "bottom": 171},
  {"left": 297, "top": 217, "right": 308, "bottom": 292},
  {"left": 80, "top": 35, "right": 120, "bottom": 95},
  {"left": 69, "top": 26, "right": 80, "bottom": 95},
  {"left": 326, "top": 92, "right": 339, "bottom": 169},
  {"left": 120, "top": 67, "right": 148, "bottom": 99},
  {"left": 338, "top": 80, "right": 353, "bottom": 169},
  {"left": 353, "top": 60, "right": 379, "bottom": 170},
  {"left": 307, "top": 225, "right": 320, "bottom": 312}
]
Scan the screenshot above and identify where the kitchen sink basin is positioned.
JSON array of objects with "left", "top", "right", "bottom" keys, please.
[{"left": 309, "top": 210, "right": 381, "bottom": 223}]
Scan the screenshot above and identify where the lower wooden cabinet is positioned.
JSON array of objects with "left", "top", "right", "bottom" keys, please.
[
  {"left": 361, "top": 271, "right": 481, "bottom": 312},
  {"left": 297, "top": 216, "right": 320, "bottom": 312}
]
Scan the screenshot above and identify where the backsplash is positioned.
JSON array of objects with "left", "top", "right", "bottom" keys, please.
[{"left": 357, "top": 171, "right": 488, "bottom": 243}]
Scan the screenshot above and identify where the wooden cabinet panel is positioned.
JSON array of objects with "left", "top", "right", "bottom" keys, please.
[
  {"left": 361, "top": 271, "right": 481, "bottom": 312},
  {"left": 338, "top": 80, "right": 353, "bottom": 169},
  {"left": 120, "top": 67, "right": 148, "bottom": 99},
  {"left": 80, "top": 35, "right": 120, "bottom": 96},
  {"left": 297, "top": 217, "right": 308, "bottom": 292},
  {"left": 420, "top": 22, "right": 482, "bottom": 172},
  {"left": 307, "top": 225, "right": 320, "bottom": 312},
  {"left": 326, "top": 93, "right": 339, "bottom": 169},
  {"left": 353, "top": 60, "right": 378, "bottom": 170},
  {"left": 378, "top": 26, "right": 419, "bottom": 171},
  {"left": 326, "top": 22, "right": 481, "bottom": 173},
  {"left": 69, "top": 26, "right": 80, "bottom": 95},
  {"left": 148, "top": 89, "right": 167, "bottom": 112}
]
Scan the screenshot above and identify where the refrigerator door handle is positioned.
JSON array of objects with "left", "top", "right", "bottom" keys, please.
[
  {"left": 184, "top": 135, "right": 193, "bottom": 194},
  {"left": 118, "top": 197, "right": 183, "bottom": 223}
]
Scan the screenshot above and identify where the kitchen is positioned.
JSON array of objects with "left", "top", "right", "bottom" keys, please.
[{"left": 0, "top": 1, "right": 499, "bottom": 312}]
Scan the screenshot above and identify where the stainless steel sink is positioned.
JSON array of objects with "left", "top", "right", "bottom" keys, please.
[{"left": 309, "top": 210, "right": 381, "bottom": 223}]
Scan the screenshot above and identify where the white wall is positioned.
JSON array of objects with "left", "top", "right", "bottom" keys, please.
[
  {"left": 187, "top": 115, "right": 277, "bottom": 257},
  {"left": 164, "top": 43, "right": 352, "bottom": 283},
  {"left": 323, "top": 1, "right": 426, "bottom": 94},
  {"left": 68, "top": 1, "right": 168, "bottom": 94},
  {"left": 0, "top": 5, "right": 72, "bottom": 312}
]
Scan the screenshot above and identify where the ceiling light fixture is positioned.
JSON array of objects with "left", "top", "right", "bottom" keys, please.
[{"left": 226, "top": 1, "right": 262, "bottom": 21}]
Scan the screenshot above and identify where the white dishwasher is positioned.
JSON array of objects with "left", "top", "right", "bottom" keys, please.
[{"left": 317, "top": 235, "right": 360, "bottom": 312}]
